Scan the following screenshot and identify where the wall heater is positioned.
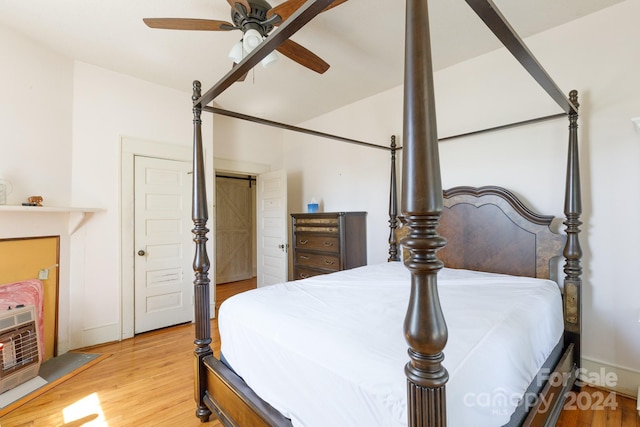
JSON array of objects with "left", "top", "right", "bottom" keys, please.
[{"left": 0, "top": 305, "right": 42, "bottom": 394}]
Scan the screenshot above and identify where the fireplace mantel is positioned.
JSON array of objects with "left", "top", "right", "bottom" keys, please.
[{"left": 0, "top": 205, "right": 103, "bottom": 234}]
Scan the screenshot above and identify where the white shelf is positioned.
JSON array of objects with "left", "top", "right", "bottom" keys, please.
[
  {"left": 0, "top": 205, "right": 104, "bottom": 234},
  {"left": 0, "top": 205, "right": 102, "bottom": 213}
]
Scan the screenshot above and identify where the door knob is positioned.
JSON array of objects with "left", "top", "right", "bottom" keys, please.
[{"left": 138, "top": 250, "right": 146, "bottom": 256}]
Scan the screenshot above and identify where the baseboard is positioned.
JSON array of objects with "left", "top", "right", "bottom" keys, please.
[{"left": 581, "top": 357, "right": 640, "bottom": 398}]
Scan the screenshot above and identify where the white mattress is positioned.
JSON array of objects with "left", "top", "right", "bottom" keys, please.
[{"left": 219, "top": 262, "right": 564, "bottom": 427}]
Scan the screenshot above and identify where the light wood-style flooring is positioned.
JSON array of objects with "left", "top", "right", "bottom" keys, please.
[
  {"left": 0, "top": 278, "right": 257, "bottom": 427},
  {"left": 2, "top": 277, "right": 638, "bottom": 426}
]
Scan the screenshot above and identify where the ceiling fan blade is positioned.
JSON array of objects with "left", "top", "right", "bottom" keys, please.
[
  {"left": 276, "top": 39, "right": 329, "bottom": 74},
  {"left": 143, "top": 18, "right": 236, "bottom": 31},
  {"left": 267, "top": 0, "right": 348, "bottom": 22},
  {"left": 267, "top": 0, "right": 305, "bottom": 22},
  {"left": 227, "top": 0, "right": 252, "bottom": 14}
]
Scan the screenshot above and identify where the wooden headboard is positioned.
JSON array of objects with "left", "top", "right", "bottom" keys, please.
[
  {"left": 397, "top": 186, "right": 565, "bottom": 281},
  {"left": 439, "top": 186, "right": 565, "bottom": 280}
]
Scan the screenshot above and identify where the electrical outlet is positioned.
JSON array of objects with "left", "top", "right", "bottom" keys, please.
[{"left": 38, "top": 269, "right": 49, "bottom": 280}]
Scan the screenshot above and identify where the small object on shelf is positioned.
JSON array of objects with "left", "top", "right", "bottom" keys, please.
[
  {"left": 22, "top": 203, "right": 39, "bottom": 206},
  {"left": 27, "top": 196, "right": 43, "bottom": 206}
]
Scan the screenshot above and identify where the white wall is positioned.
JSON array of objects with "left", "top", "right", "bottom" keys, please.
[
  {"left": 0, "top": 23, "right": 76, "bottom": 351},
  {"left": 283, "top": 0, "right": 640, "bottom": 395},
  {"left": 70, "top": 62, "right": 213, "bottom": 348},
  {"left": 212, "top": 114, "right": 284, "bottom": 170},
  {"left": 0, "top": 24, "right": 73, "bottom": 205},
  {"left": 283, "top": 89, "right": 401, "bottom": 264}
]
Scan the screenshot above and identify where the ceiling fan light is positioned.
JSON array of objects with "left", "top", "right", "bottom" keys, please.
[
  {"left": 242, "top": 28, "right": 263, "bottom": 53},
  {"left": 228, "top": 41, "right": 244, "bottom": 63},
  {"left": 261, "top": 50, "right": 279, "bottom": 68}
]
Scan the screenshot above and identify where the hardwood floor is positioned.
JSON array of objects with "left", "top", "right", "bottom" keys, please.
[
  {"left": 1, "top": 278, "right": 256, "bottom": 427},
  {"left": 555, "top": 387, "right": 639, "bottom": 427},
  {"left": 2, "top": 276, "right": 638, "bottom": 426}
]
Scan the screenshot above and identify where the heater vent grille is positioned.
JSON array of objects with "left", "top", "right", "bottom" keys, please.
[{"left": 0, "top": 305, "right": 41, "bottom": 394}]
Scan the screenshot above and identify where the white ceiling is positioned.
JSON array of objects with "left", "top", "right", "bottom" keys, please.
[{"left": 0, "top": 0, "right": 624, "bottom": 124}]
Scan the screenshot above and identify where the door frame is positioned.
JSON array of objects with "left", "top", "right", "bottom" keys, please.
[{"left": 120, "top": 137, "right": 214, "bottom": 340}]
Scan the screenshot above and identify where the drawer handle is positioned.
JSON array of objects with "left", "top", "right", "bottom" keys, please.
[
  {"left": 299, "top": 239, "right": 308, "bottom": 245},
  {"left": 323, "top": 241, "right": 334, "bottom": 247},
  {"left": 324, "top": 259, "right": 335, "bottom": 265},
  {"left": 300, "top": 255, "right": 309, "bottom": 260},
  {"left": 300, "top": 273, "right": 309, "bottom": 279}
]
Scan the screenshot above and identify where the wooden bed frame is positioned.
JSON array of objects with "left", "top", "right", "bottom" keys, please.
[{"left": 188, "top": 1, "right": 582, "bottom": 426}]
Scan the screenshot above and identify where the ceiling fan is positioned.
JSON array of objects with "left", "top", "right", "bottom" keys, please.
[{"left": 143, "top": 0, "right": 348, "bottom": 77}]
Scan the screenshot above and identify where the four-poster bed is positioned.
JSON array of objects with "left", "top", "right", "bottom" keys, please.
[{"left": 189, "top": 0, "right": 582, "bottom": 426}]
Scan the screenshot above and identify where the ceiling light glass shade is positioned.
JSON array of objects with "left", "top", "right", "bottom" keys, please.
[
  {"left": 261, "top": 50, "right": 279, "bottom": 68},
  {"left": 228, "top": 41, "right": 244, "bottom": 63},
  {"left": 242, "top": 28, "right": 263, "bottom": 53}
]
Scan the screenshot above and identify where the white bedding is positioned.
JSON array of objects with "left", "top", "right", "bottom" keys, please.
[{"left": 219, "top": 262, "right": 564, "bottom": 427}]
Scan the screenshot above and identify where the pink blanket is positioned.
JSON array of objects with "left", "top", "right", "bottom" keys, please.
[{"left": 0, "top": 279, "right": 45, "bottom": 359}]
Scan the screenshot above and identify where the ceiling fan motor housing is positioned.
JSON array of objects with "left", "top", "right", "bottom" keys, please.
[{"left": 231, "top": 0, "right": 274, "bottom": 36}]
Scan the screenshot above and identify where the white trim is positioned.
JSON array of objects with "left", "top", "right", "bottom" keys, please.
[
  {"left": 581, "top": 356, "right": 640, "bottom": 397},
  {"left": 120, "top": 136, "right": 214, "bottom": 340},
  {"left": 214, "top": 157, "right": 270, "bottom": 175}
]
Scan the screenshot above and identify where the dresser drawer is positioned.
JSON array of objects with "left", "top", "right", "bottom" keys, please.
[
  {"left": 295, "top": 252, "right": 340, "bottom": 271},
  {"left": 291, "top": 212, "right": 367, "bottom": 280},
  {"left": 293, "top": 233, "right": 339, "bottom": 253},
  {"left": 293, "top": 267, "right": 326, "bottom": 280}
]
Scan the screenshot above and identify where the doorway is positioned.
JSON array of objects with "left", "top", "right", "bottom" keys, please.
[
  {"left": 133, "top": 156, "right": 193, "bottom": 333},
  {"left": 121, "top": 137, "right": 214, "bottom": 340},
  {"left": 215, "top": 174, "right": 256, "bottom": 284}
]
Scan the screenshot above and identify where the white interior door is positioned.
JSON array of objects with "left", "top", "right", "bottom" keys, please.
[
  {"left": 256, "top": 169, "right": 288, "bottom": 287},
  {"left": 134, "top": 156, "right": 193, "bottom": 333}
]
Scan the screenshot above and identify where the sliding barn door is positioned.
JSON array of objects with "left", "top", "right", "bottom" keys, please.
[
  {"left": 256, "top": 170, "right": 288, "bottom": 287},
  {"left": 215, "top": 176, "right": 254, "bottom": 284}
]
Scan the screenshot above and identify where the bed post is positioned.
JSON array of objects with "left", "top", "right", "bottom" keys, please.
[
  {"left": 402, "top": 0, "right": 448, "bottom": 426},
  {"left": 563, "top": 89, "right": 582, "bottom": 369},
  {"left": 388, "top": 135, "right": 399, "bottom": 262},
  {"left": 191, "top": 80, "right": 213, "bottom": 422}
]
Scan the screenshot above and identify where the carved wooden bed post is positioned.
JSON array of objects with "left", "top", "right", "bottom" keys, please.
[
  {"left": 563, "top": 90, "right": 582, "bottom": 368},
  {"left": 388, "top": 135, "right": 399, "bottom": 262},
  {"left": 402, "top": 0, "right": 449, "bottom": 425},
  {"left": 191, "top": 80, "right": 213, "bottom": 422}
]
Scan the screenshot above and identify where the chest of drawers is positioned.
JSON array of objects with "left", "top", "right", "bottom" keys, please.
[{"left": 291, "top": 212, "right": 367, "bottom": 280}]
